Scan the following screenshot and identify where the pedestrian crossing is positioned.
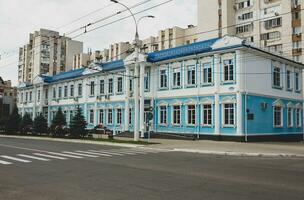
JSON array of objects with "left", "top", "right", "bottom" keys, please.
[{"left": 0, "top": 148, "right": 171, "bottom": 166}]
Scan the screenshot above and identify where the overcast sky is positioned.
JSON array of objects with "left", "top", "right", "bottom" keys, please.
[{"left": 0, "top": 0, "right": 197, "bottom": 86}]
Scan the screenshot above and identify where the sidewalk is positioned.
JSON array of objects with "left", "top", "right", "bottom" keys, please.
[{"left": 116, "top": 137, "right": 304, "bottom": 158}]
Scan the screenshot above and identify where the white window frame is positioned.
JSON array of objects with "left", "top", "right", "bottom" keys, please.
[
  {"left": 287, "top": 107, "right": 294, "bottom": 128},
  {"left": 186, "top": 104, "right": 196, "bottom": 126},
  {"left": 223, "top": 59, "right": 234, "bottom": 82},
  {"left": 273, "top": 106, "right": 283, "bottom": 128},
  {"left": 90, "top": 81, "right": 95, "bottom": 96},
  {"left": 159, "top": 69, "right": 168, "bottom": 89},
  {"left": 100, "top": 80, "right": 105, "bottom": 94},
  {"left": 116, "top": 108, "right": 122, "bottom": 125},
  {"left": 295, "top": 70, "right": 301, "bottom": 92},
  {"left": 202, "top": 62, "right": 213, "bottom": 85},
  {"left": 172, "top": 105, "right": 181, "bottom": 126},
  {"left": 159, "top": 105, "right": 167, "bottom": 125},
  {"left": 117, "top": 77, "right": 123, "bottom": 94},
  {"left": 272, "top": 66, "right": 282, "bottom": 88},
  {"left": 296, "top": 108, "right": 302, "bottom": 127},
  {"left": 172, "top": 68, "right": 181, "bottom": 88},
  {"left": 99, "top": 109, "right": 104, "bottom": 124},
  {"left": 222, "top": 103, "right": 236, "bottom": 127},
  {"left": 108, "top": 78, "right": 113, "bottom": 94},
  {"left": 202, "top": 104, "right": 213, "bottom": 127},
  {"left": 286, "top": 69, "right": 293, "bottom": 91},
  {"left": 107, "top": 109, "right": 113, "bottom": 125},
  {"left": 186, "top": 65, "right": 196, "bottom": 86},
  {"left": 89, "top": 109, "right": 94, "bottom": 125}
]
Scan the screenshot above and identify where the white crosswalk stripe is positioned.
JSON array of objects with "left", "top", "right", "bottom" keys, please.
[
  {"left": 0, "top": 159, "right": 12, "bottom": 165},
  {"left": 33, "top": 153, "right": 68, "bottom": 160},
  {"left": 75, "top": 151, "right": 112, "bottom": 157},
  {"left": 18, "top": 154, "right": 50, "bottom": 161},
  {"left": 0, "top": 155, "right": 31, "bottom": 163},
  {"left": 62, "top": 151, "right": 99, "bottom": 158},
  {"left": 89, "top": 150, "right": 125, "bottom": 156},
  {"left": 46, "top": 152, "right": 83, "bottom": 159}
]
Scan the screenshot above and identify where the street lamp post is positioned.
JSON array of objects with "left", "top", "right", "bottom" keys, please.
[{"left": 110, "top": 0, "right": 154, "bottom": 141}]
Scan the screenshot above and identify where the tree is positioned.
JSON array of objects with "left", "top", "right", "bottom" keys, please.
[
  {"left": 33, "top": 113, "right": 48, "bottom": 135},
  {"left": 70, "top": 107, "right": 87, "bottom": 139},
  {"left": 5, "top": 107, "right": 21, "bottom": 134},
  {"left": 51, "top": 108, "right": 66, "bottom": 137},
  {"left": 20, "top": 113, "right": 33, "bottom": 135}
]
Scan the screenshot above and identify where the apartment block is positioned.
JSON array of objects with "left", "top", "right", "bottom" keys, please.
[
  {"left": 18, "top": 29, "right": 83, "bottom": 84},
  {"left": 198, "top": 0, "right": 303, "bottom": 62},
  {"left": 0, "top": 77, "right": 17, "bottom": 118},
  {"left": 73, "top": 50, "right": 105, "bottom": 70}
]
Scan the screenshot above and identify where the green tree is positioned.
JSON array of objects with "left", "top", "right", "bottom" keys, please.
[
  {"left": 33, "top": 113, "right": 48, "bottom": 135},
  {"left": 20, "top": 113, "right": 33, "bottom": 135},
  {"left": 5, "top": 107, "right": 21, "bottom": 134},
  {"left": 70, "top": 107, "right": 87, "bottom": 138},
  {"left": 51, "top": 108, "right": 66, "bottom": 137}
]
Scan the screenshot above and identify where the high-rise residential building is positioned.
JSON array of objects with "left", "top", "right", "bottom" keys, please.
[
  {"left": 197, "top": 0, "right": 303, "bottom": 62},
  {"left": 18, "top": 29, "right": 83, "bottom": 84},
  {"left": 73, "top": 50, "right": 105, "bottom": 70},
  {"left": 0, "top": 77, "right": 17, "bottom": 119}
]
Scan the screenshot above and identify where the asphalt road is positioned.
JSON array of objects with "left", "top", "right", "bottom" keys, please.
[{"left": 0, "top": 137, "right": 303, "bottom": 200}]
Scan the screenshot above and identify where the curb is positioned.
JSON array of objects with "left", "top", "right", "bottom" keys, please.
[
  {"left": 0, "top": 135, "right": 143, "bottom": 148},
  {"left": 173, "top": 148, "right": 304, "bottom": 158}
]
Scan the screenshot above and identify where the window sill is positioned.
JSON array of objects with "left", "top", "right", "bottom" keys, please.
[
  {"left": 272, "top": 85, "right": 283, "bottom": 90},
  {"left": 116, "top": 92, "right": 123, "bottom": 95},
  {"left": 201, "top": 124, "right": 213, "bottom": 127},
  {"left": 186, "top": 124, "right": 196, "bottom": 127},
  {"left": 172, "top": 124, "right": 182, "bottom": 127},
  {"left": 221, "top": 81, "right": 235, "bottom": 85},
  {"left": 158, "top": 88, "right": 169, "bottom": 91},
  {"left": 185, "top": 85, "right": 197, "bottom": 89},
  {"left": 295, "top": 90, "right": 301, "bottom": 93},
  {"left": 273, "top": 125, "right": 283, "bottom": 128},
  {"left": 171, "top": 86, "right": 182, "bottom": 90},
  {"left": 89, "top": 95, "right": 95, "bottom": 98},
  {"left": 158, "top": 124, "right": 168, "bottom": 127},
  {"left": 222, "top": 125, "right": 236, "bottom": 128},
  {"left": 201, "top": 83, "right": 214, "bottom": 87},
  {"left": 286, "top": 88, "right": 293, "bottom": 92}
]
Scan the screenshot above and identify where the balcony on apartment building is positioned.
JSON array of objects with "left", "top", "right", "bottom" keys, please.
[
  {"left": 292, "top": 48, "right": 302, "bottom": 56},
  {"left": 292, "top": 33, "right": 302, "bottom": 42}
]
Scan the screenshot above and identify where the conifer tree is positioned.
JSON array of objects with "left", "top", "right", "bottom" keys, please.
[
  {"left": 70, "top": 107, "right": 87, "bottom": 138},
  {"left": 33, "top": 113, "right": 48, "bottom": 135},
  {"left": 20, "top": 113, "right": 33, "bottom": 134},
  {"left": 51, "top": 108, "right": 66, "bottom": 137},
  {"left": 5, "top": 106, "right": 21, "bottom": 134}
]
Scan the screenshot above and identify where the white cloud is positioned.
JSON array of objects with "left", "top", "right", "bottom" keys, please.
[{"left": 0, "top": 0, "right": 197, "bottom": 85}]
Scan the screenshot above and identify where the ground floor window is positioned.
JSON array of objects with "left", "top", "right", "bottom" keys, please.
[
  {"left": 89, "top": 110, "right": 94, "bottom": 124},
  {"left": 159, "top": 106, "right": 167, "bottom": 125},
  {"left": 116, "top": 109, "right": 122, "bottom": 124},
  {"left": 107, "top": 109, "right": 113, "bottom": 124},
  {"left": 287, "top": 108, "right": 293, "bottom": 127},
  {"left": 99, "top": 109, "right": 104, "bottom": 124},
  {"left": 69, "top": 110, "right": 74, "bottom": 123},
  {"left": 296, "top": 108, "right": 302, "bottom": 127},
  {"left": 129, "top": 108, "right": 132, "bottom": 125},
  {"left": 273, "top": 106, "right": 283, "bottom": 127},
  {"left": 172, "top": 105, "right": 181, "bottom": 125},
  {"left": 223, "top": 103, "right": 235, "bottom": 126},
  {"left": 187, "top": 105, "right": 196, "bottom": 125},
  {"left": 202, "top": 104, "right": 212, "bottom": 126}
]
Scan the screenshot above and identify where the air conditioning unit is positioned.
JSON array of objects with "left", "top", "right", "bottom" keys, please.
[{"left": 274, "top": 12, "right": 279, "bottom": 16}]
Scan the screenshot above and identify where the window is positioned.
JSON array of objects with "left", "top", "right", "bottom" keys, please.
[
  {"left": 159, "top": 106, "right": 167, "bottom": 124},
  {"left": 172, "top": 68, "right": 181, "bottom": 87},
  {"left": 260, "top": 31, "right": 281, "bottom": 40},
  {"left": 37, "top": 90, "right": 40, "bottom": 101},
  {"left": 187, "top": 105, "right": 196, "bottom": 125},
  {"left": 224, "top": 103, "right": 235, "bottom": 126},
  {"left": 100, "top": 80, "right": 105, "bottom": 94},
  {"left": 273, "top": 106, "right": 283, "bottom": 127},
  {"left": 99, "top": 109, "right": 104, "bottom": 124},
  {"left": 236, "top": 24, "right": 253, "bottom": 34},
  {"left": 108, "top": 78, "right": 113, "bottom": 94},
  {"left": 187, "top": 66, "right": 196, "bottom": 86},
  {"left": 264, "top": 18, "right": 282, "bottom": 29},
  {"left": 296, "top": 108, "right": 302, "bottom": 127},
  {"left": 159, "top": 69, "right": 168, "bottom": 89},
  {"left": 295, "top": 72, "right": 300, "bottom": 91},
  {"left": 78, "top": 83, "right": 82, "bottom": 96},
  {"left": 202, "top": 63, "right": 212, "bottom": 84},
  {"left": 286, "top": 70, "right": 292, "bottom": 90},
  {"left": 45, "top": 89, "right": 48, "bottom": 99},
  {"left": 69, "top": 110, "right": 74, "bottom": 123},
  {"left": 129, "top": 79, "right": 133, "bottom": 92},
  {"left": 116, "top": 109, "right": 122, "bottom": 124},
  {"left": 29, "top": 91, "right": 32, "bottom": 102},
  {"left": 273, "top": 66, "right": 281, "bottom": 88},
  {"left": 287, "top": 108, "right": 293, "bottom": 127},
  {"left": 129, "top": 108, "right": 132, "bottom": 125},
  {"left": 223, "top": 60, "right": 234, "bottom": 82},
  {"left": 239, "top": 12, "right": 253, "bottom": 20},
  {"left": 144, "top": 72, "right": 150, "bottom": 91},
  {"left": 117, "top": 77, "right": 123, "bottom": 93},
  {"left": 58, "top": 87, "right": 62, "bottom": 98},
  {"left": 64, "top": 86, "right": 68, "bottom": 98},
  {"left": 70, "top": 85, "right": 74, "bottom": 97},
  {"left": 237, "top": 0, "right": 251, "bottom": 9},
  {"left": 172, "top": 105, "right": 181, "bottom": 125},
  {"left": 53, "top": 88, "right": 56, "bottom": 99},
  {"left": 107, "top": 109, "right": 113, "bottom": 124},
  {"left": 202, "top": 104, "right": 212, "bottom": 126},
  {"left": 89, "top": 110, "right": 94, "bottom": 124},
  {"left": 90, "top": 81, "right": 95, "bottom": 96}
]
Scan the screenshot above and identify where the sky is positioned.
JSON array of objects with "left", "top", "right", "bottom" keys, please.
[{"left": 0, "top": 0, "right": 197, "bottom": 86}]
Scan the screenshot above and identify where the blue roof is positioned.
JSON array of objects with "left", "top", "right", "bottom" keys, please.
[{"left": 147, "top": 38, "right": 219, "bottom": 63}]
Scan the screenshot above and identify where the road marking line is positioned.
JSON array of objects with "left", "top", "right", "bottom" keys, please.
[
  {"left": 17, "top": 154, "right": 50, "bottom": 161},
  {"left": 109, "top": 149, "right": 147, "bottom": 155},
  {"left": 62, "top": 151, "right": 99, "bottom": 158},
  {"left": 0, "top": 155, "right": 31, "bottom": 163},
  {"left": 33, "top": 153, "right": 68, "bottom": 160},
  {"left": 0, "top": 160, "right": 12, "bottom": 165},
  {"left": 75, "top": 151, "right": 112, "bottom": 157},
  {"left": 46, "top": 152, "right": 83, "bottom": 159},
  {"left": 89, "top": 150, "right": 124, "bottom": 156}
]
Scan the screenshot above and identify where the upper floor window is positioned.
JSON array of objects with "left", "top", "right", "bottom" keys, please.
[
  {"left": 53, "top": 88, "right": 56, "bottom": 99},
  {"left": 144, "top": 72, "right": 150, "bottom": 91},
  {"left": 295, "top": 71, "right": 301, "bottom": 91},
  {"left": 172, "top": 68, "right": 181, "bottom": 88},
  {"left": 45, "top": 89, "right": 48, "bottom": 99},
  {"left": 37, "top": 90, "right": 40, "bottom": 101},
  {"left": 237, "top": 0, "right": 251, "bottom": 9},
  {"left": 78, "top": 83, "right": 82, "bottom": 96},
  {"left": 264, "top": 18, "right": 282, "bottom": 29},
  {"left": 223, "top": 59, "right": 234, "bottom": 82},
  {"left": 29, "top": 91, "right": 32, "bottom": 102},
  {"left": 64, "top": 86, "right": 68, "bottom": 98},
  {"left": 117, "top": 77, "right": 123, "bottom": 93},
  {"left": 70, "top": 85, "right": 74, "bottom": 97},
  {"left": 286, "top": 70, "right": 292, "bottom": 90},
  {"left": 202, "top": 63, "right": 212, "bottom": 84},
  {"left": 90, "top": 81, "right": 95, "bottom": 96},
  {"left": 159, "top": 69, "right": 168, "bottom": 89},
  {"left": 236, "top": 24, "right": 253, "bottom": 34},
  {"left": 108, "top": 78, "right": 113, "bottom": 94},
  {"left": 100, "top": 80, "right": 105, "bottom": 94},
  {"left": 272, "top": 66, "right": 281, "bottom": 88},
  {"left": 273, "top": 106, "right": 283, "bottom": 127},
  {"left": 58, "top": 87, "right": 62, "bottom": 98},
  {"left": 186, "top": 65, "right": 196, "bottom": 86}
]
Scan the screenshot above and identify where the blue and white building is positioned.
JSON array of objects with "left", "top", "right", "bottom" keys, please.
[{"left": 17, "top": 36, "right": 304, "bottom": 141}]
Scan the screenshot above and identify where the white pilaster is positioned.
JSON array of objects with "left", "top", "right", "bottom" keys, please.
[
  {"left": 139, "top": 62, "right": 145, "bottom": 138},
  {"left": 214, "top": 54, "right": 220, "bottom": 135},
  {"left": 236, "top": 50, "right": 243, "bottom": 135},
  {"left": 134, "top": 62, "right": 140, "bottom": 141},
  {"left": 124, "top": 66, "right": 130, "bottom": 132},
  {"left": 33, "top": 85, "right": 37, "bottom": 120}
]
